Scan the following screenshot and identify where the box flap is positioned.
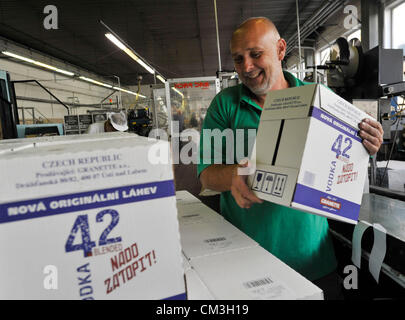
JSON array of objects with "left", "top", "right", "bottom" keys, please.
[
  {"left": 262, "top": 84, "right": 317, "bottom": 120},
  {"left": 315, "top": 85, "right": 375, "bottom": 128}
]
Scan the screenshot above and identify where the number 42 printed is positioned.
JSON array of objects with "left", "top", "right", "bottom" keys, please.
[
  {"left": 331, "top": 134, "right": 352, "bottom": 159},
  {"left": 65, "top": 209, "right": 122, "bottom": 257}
]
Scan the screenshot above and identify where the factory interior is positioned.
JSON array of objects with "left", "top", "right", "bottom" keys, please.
[{"left": 0, "top": 0, "right": 404, "bottom": 301}]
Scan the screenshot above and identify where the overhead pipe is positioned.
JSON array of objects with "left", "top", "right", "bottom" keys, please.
[
  {"left": 288, "top": 1, "right": 340, "bottom": 42},
  {"left": 289, "top": 2, "right": 344, "bottom": 48},
  {"left": 286, "top": 0, "right": 346, "bottom": 55},
  {"left": 16, "top": 96, "right": 118, "bottom": 108}
]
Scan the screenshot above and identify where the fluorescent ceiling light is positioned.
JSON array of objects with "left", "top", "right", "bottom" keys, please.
[
  {"left": 156, "top": 75, "right": 166, "bottom": 83},
  {"left": 105, "top": 33, "right": 155, "bottom": 75},
  {"left": 105, "top": 33, "right": 126, "bottom": 51},
  {"left": 2, "top": 51, "right": 74, "bottom": 76},
  {"left": 171, "top": 87, "right": 184, "bottom": 98},
  {"left": 79, "top": 76, "right": 113, "bottom": 88},
  {"left": 113, "top": 86, "right": 146, "bottom": 98}
]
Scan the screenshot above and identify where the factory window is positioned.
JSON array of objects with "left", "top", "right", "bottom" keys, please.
[{"left": 391, "top": 1, "right": 405, "bottom": 55}]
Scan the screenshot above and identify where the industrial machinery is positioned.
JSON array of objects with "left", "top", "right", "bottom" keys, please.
[
  {"left": 127, "top": 107, "right": 153, "bottom": 137},
  {"left": 324, "top": 37, "right": 404, "bottom": 100}
]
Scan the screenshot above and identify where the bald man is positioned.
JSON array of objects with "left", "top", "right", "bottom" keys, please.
[{"left": 197, "top": 17, "right": 383, "bottom": 298}]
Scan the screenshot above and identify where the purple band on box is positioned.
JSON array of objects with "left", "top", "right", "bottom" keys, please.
[
  {"left": 293, "top": 183, "right": 360, "bottom": 221},
  {"left": 163, "top": 292, "right": 187, "bottom": 300},
  {"left": 0, "top": 180, "right": 175, "bottom": 224}
]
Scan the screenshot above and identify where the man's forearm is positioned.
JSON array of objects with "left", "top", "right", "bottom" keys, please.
[{"left": 200, "top": 164, "right": 238, "bottom": 192}]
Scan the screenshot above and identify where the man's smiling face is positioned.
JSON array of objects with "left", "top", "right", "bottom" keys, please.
[{"left": 231, "top": 20, "right": 285, "bottom": 97}]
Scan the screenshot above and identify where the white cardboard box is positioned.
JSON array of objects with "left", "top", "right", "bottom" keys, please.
[
  {"left": 177, "top": 201, "right": 224, "bottom": 223},
  {"left": 248, "top": 84, "right": 373, "bottom": 224},
  {"left": 182, "top": 253, "right": 215, "bottom": 300},
  {"left": 189, "top": 246, "right": 323, "bottom": 300},
  {"left": 175, "top": 190, "right": 202, "bottom": 205},
  {"left": 179, "top": 207, "right": 257, "bottom": 259},
  {"left": 184, "top": 268, "right": 215, "bottom": 300},
  {"left": 0, "top": 138, "right": 34, "bottom": 154},
  {"left": 0, "top": 134, "right": 185, "bottom": 300},
  {"left": 176, "top": 196, "right": 257, "bottom": 260}
]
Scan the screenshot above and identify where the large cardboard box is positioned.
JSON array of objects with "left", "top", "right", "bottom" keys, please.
[
  {"left": 248, "top": 84, "right": 373, "bottom": 224},
  {"left": 175, "top": 190, "right": 201, "bottom": 205},
  {"left": 0, "top": 138, "right": 34, "bottom": 155},
  {"left": 176, "top": 197, "right": 257, "bottom": 260},
  {"left": 0, "top": 134, "right": 185, "bottom": 300},
  {"left": 177, "top": 201, "right": 224, "bottom": 224},
  {"left": 176, "top": 192, "right": 322, "bottom": 300},
  {"left": 189, "top": 246, "right": 323, "bottom": 300}
]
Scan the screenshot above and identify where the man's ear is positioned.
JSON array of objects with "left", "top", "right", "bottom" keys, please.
[{"left": 277, "top": 38, "right": 287, "bottom": 61}]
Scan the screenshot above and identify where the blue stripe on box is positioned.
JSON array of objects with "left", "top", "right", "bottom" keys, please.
[
  {"left": 293, "top": 183, "right": 360, "bottom": 221},
  {"left": 163, "top": 292, "right": 187, "bottom": 300},
  {"left": 0, "top": 180, "right": 175, "bottom": 224},
  {"left": 310, "top": 107, "right": 362, "bottom": 143}
]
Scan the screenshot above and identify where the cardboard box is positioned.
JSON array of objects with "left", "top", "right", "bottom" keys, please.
[
  {"left": 175, "top": 190, "right": 201, "bottom": 205},
  {"left": 182, "top": 253, "right": 215, "bottom": 300},
  {"left": 177, "top": 201, "right": 224, "bottom": 224},
  {"left": 0, "top": 138, "right": 34, "bottom": 155},
  {"left": 182, "top": 253, "right": 192, "bottom": 272},
  {"left": 248, "top": 84, "right": 373, "bottom": 224},
  {"left": 0, "top": 133, "right": 134, "bottom": 155},
  {"left": 32, "top": 132, "right": 134, "bottom": 147},
  {"left": 184, "top": 268, "right": 215, "bottom": 300},
  {"left": 0, "top": 134, "right": 185, "bottom": 300},
  {"left": 189, "top": 246, "right": 323, "bottom": 300},
  {"left": 178, "top": 203, "right": 257, "bottom": 259}
]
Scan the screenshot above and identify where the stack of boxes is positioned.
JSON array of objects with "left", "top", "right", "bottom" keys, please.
[{"left": 176, "top": 191, "right": 324, "bottom": 300}]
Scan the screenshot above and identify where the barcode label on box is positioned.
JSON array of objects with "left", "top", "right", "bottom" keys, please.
[
  {"left": 204, "top": 237, "right": 226, "bottom": 243},
  {"left": 243, "top": 277, "right": 273, "bottom": 289},
  {"left": 242, "top": 276, "right": 297, "bottom": 300}
]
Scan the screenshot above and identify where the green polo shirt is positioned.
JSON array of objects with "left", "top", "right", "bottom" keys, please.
[{"left": 197, "top": 71, "right": 337, "bottom": 281}]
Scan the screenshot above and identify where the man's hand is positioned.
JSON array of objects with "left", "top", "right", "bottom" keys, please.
[
  {"left": 359, "top": 118, "right": 384, "bottom": 155},
  {"left": 230, "top": 162, "right": 263, "bottom": 209}
]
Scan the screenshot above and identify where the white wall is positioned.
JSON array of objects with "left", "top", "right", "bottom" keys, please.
[{"left": 1, "top": 58, "right": 149, "bottom": 123}]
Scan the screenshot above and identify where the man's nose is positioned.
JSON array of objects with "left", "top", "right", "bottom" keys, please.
[{"left": 242, "top": 57, "right": 254, "bottom": 73}]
